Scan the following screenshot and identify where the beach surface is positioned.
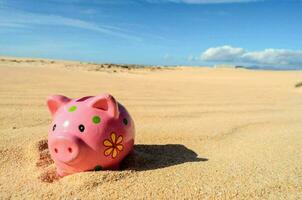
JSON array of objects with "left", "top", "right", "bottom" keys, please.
[{"left": 0, "top": 57, "right": 301, "bottom": 199}]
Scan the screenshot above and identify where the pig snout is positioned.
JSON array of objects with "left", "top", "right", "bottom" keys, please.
[{"left": 49, "top": 135, "right": 80, "bottom": 163}]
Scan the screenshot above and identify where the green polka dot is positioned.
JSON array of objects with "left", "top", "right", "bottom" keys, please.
[
  {"left": 123, "top": 118, "right": 128, "bottom": 125},
  {"left": 94, "top": 165, "right": 102, "bottom": 171},
  {"left": 68, "top": 106, "right": 77, "bottom": 112},
  {"left": 92, "top": 116, "right": 101, "bottom": 124}
]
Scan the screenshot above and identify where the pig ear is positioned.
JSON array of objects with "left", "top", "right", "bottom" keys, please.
[
  {"left": 47, "top": 95, "right": 71, "bottom": 116},
  {"left": 89, "top": 94, "right": 119, "bottom": 119}
]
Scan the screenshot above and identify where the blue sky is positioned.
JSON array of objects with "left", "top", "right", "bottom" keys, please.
[{"left": 0, "top": 0, "right": 302, "bottom": 67}]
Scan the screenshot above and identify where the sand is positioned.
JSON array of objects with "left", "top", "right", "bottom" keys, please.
[{"left": 0, "top": 57, "right": 301, "bottom": 199}]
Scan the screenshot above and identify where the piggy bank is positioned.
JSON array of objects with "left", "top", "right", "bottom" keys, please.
[{"left": 46, "top": 94, "right": 135, "bottom": 177}]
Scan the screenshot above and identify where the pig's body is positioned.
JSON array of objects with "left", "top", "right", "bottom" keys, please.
[{"left": 47, "top": 94, "right": 135, "bottom": 177}]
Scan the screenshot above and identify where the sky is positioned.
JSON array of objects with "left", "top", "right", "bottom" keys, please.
[{"left": 0, "top": 0, "right": 302, "bottom": 68}]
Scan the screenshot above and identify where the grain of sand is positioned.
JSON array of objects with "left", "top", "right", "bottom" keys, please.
[{"left": 0, "top": 57, "right": 301, "bottom": 199}]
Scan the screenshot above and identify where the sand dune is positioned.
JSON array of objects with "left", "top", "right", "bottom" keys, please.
[{"left": 0, "top": 57, "right": 301, "bottom": 199}]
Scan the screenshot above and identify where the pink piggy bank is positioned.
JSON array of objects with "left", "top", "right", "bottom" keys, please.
[{"left": 46, "top": 94, "right": 135, "bottom": 177}]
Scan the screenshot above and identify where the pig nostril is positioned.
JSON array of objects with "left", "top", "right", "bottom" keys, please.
[
  {"left": 54, "top": 148, "right": 58, "bottom": 153},
  {"left": 68, "top": 147, "right": 72, "bottom": 153}
]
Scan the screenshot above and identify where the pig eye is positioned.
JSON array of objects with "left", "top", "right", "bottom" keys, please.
[
  {"left": 78, "top": 124, "right": 85, "bottom": 132},
  {"left": 52, "top": 124, "right": 56, "bottom": 131}
]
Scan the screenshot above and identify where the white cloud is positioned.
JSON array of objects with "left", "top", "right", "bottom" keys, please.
[
  {"left": 188, "top": 55, "right": 198, "bottom": 61},
  {"left": 0, "top": 9, "right": 142, "bottom": 41},
  {"left": 242, "top": 49, "right": 302, "bottom": 65},
  {"left": 146, "top": 0, "right": 260, "bottom": 4},
  {"left": 201, "top": 45, "right": 245, "bottom": 62},
  {"left": 198, "top": 45, "right": 302, "bottom": 66}
]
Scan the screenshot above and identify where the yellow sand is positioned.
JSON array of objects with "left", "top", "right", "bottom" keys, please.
[{"left": 0, "top": 57, "right": 301, "bottom": 199}]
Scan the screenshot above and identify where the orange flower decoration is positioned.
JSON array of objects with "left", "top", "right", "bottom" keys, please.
[{"left": 103, "top": 132, "right": 124, "bottom": 158}]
